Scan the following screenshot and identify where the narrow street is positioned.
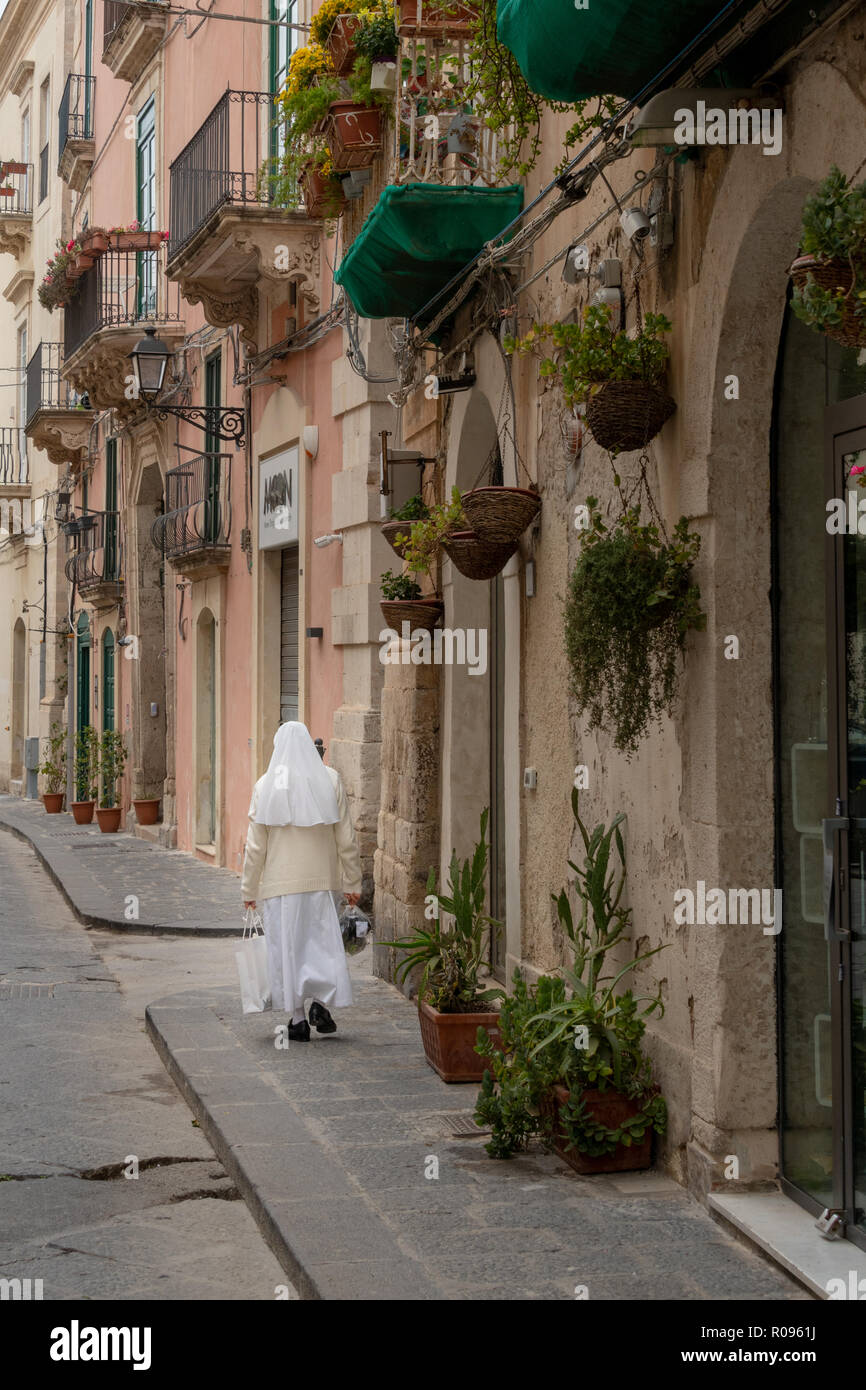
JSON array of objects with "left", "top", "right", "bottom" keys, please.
[{"left": 0, "top": 830, "right": 294, "bottom": 1301}]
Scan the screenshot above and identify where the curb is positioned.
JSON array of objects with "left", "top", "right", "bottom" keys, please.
[{"left": 0, "top": 810, "right": 243, "bottom": 938}]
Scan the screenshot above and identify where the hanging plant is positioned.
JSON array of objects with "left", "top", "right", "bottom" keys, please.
[
  {"left": 381, "top": 492, "right": 428, "bottom": 557},
  {"left": 397, "top": 485, "right": 466, "bottom": 581},
  {"left": 270, "top": 41, "right": 342, "bottom": 204},
  {"left": 509, "top": 304, "right": 675, "bottom": 454},
  {"left": 790, "top": 165, "right": 866, "bottom": 349},
  {"left": 380, "top": 568, "right": 443, "bottom": 632},
  {"left": 564, "top": 495, "right": 705, "bottom": 756},
  {"left": 37, "top": 238, "right": 82, "bottom": 311}
]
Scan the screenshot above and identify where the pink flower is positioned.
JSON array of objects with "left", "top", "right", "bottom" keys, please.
[
  {"left": 851, "top": 465, "right": 866, "bottom": 476},
  {"left": 127, "top": 220, "right": 139, "bottom": 232},
  {"left": 66, "top": 240, "right": 75, "bottom": 251},
  {"left": 161, "top": 230, "right": 169, "bottom": 241}
]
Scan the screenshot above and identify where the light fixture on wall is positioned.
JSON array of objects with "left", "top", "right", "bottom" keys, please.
[
  {"left": 128, "top": 328, "right": 246, "bottom": 446},
  {"left": 313, "top": 533, "right": 343, "bottom": 548}
]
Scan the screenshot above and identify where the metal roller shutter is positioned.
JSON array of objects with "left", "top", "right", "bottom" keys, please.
[{"left": 280, "top": 545, "right": 299, "bottom": 722}]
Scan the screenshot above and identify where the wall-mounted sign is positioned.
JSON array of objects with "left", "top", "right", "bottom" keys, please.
[{"left": 259, "top": 445, "right": 299, "bottom": 549}]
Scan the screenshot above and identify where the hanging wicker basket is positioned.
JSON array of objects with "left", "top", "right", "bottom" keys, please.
[
  {"left": 380, "top": 520, "right": 412, "bottom": 558},
  {"left": 380, "top": 598, "right": 443, "bottom": 633},
  {"left": 789, "top": 254, "right": 866, "bottom": 349},
  {"left": 441, "top": 529, "right": 517, "bottom": 580},
  {"left": 585, "top": 381, "right": 676, "bottom": 454},
  {"left": 460, "top": 486, "right": 541, "bottom": 544}
]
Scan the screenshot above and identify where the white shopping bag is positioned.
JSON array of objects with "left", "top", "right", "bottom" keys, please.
[{"left": 235, "top": 908, "right": 272, "bottom": 1015}]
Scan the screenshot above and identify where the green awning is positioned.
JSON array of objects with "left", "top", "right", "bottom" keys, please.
[
  {"left": 497, "top": 0, "right": 730, "bottom": 102},
  {"left": 335, "top": 182, "right": 524, "bottom": 324}
]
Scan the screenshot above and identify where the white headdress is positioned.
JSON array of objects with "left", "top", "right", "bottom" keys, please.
[{"left": 251, "top": 721, "right": 340, "bottom": 827}]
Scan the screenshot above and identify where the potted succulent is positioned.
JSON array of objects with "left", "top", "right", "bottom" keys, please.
[
  {"left": 70, "top": 725, "right": 98, "bottom": 824},
  {"left": 379, "top": 568, "right": 442, "bottom": 632},
  {"left": 381, "top": 492, "right": 428, "bottom": 557},
  {"left": 565, "top": 497, "right": 705, "bottom": 757},
  {"left": 39, "top": 722, "right": 67, "bottom": 813},
  {"left": 475, "top": 794, "right": 668, "bottom": 1171},
  {"left": 790, "top": 165, "right": 866, "bottom": 349},
  {"left": 509, "top": 304, "right": 676, "bottom": 455},
  {"left": 96, "top": 728, "right": 127, "bottom": 833},
  {"left": 391, "top": 809, "right": 504, "bottom": 1083}
]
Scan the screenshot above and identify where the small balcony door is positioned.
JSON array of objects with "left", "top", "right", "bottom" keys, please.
[
  {"left": 105, "top": 439, "right": 118, "bottom": 579},
  {"left": 136, "top": 98, "right": 157, "bottom": 317},
  {"left": 269, "top": 0, "right": 298, "bottom": 199},
  {"left": 204, "top": 351, "right": 222, "bottom": 545},
  {"left": 76, "top": 613, "right": 91, "bottom": 734}
]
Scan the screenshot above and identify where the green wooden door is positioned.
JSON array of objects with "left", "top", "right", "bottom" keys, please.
[
  {"left": 105, "top": 438, "right": 118, "bottom": 580},
  {"left": 76, "top": 612, "right": 91, "bottom": 733},
  {"left": 136, "top": 98, "right": 156, "bottom": 316}
]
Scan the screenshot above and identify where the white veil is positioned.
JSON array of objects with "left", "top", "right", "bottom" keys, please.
[{"left": 251, "top": 721, "right": 340, "bottom": 827}]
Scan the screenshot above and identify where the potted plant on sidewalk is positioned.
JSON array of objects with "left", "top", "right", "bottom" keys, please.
[
  {"left": 133, "top": 787, "right": 161, "bottom": 826},
  {"left": 509, "top": 305, "right": 676, "bottom": 455},
  {"left": 790, "top": 164, "right": 866, "bottom": 349},
  {"left": 474, "top": 793, "right": 668, "bottom": 1170},
  {"left": 391, "top": 808, "right": 504, "bottom": 1082},
  {"left": 565, "top": 495, "right": 705, "bottom": 756},
  {"left": 39, "top": 722, "right": 67, "bottom": 813},
  {"left": 96, "top": 729, "right": 127, "bottom": 834},
  {"left": 70, "top": 725, "right": 98, "bottom": 824}
]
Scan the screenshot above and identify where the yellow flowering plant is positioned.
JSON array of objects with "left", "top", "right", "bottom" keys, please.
[{"left": 310, "top": 0, "right": 369, "bottom": 45}]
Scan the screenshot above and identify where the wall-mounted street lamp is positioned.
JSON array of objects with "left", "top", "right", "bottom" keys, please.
[{"left": 128, "top": 328, "right": 246, "bottom": 447}]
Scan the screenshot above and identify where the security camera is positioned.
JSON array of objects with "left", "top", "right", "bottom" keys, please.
[
  {"left": 313, "top": 533, "right": 343, "bottom": 548},
  {"left": 620, "top": 206, "right": 651, "bottom": 241}
]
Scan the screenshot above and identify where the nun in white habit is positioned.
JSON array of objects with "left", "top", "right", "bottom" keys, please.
[{"left": 241, "top": 721, "right": 361, "bottom": 1041}]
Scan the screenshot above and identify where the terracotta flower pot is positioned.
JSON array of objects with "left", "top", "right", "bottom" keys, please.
[
  {"left": 109, "top": 230, "right": 164, "bottom": 252},
  {"left": 133, "top": 798, "right": 160, "bottom": 826},
  {"left": 397, "top": 0, "right": 477, "bottom": 37},
  {"left": 73, "top": 250, "right": 96, "bottom": 274},
  {"left": 418, "top": 998, "right": 501, "bottom": 1083},
  {"left": 380, "top": 597, "right": 443, "bottom": 632},
  {"left": 96, "top": 806, "right": 122, "bottom": 834},
  {"left": 42, "top": 793, "right": 64, "bottom": 814},
  {"left": 81, "top": 229, "right": 109, "bottom": 256},
  {"left": 328, "top": 100, "right": 383, "bottom": 171},
  {"left": 327, "top": 14, "right": 363, "bottom": 74},
  {"left": 541, "top": 1083, "right": 654, "bottom": 1174},
  {"left": 300, "top": 168, "right": 347, "bottom": 220},
  {"left": 70, "top": 800, "right": 95, "bottom": 825}
]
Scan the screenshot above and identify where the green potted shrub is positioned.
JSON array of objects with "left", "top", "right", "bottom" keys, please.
[
  {"left": 510, "top": 304, "right": 676, "bottom": 454},
  {"left": 312, "top": 0, "right": 369, "bottom": 72},
  {"left": 391, "top": 808, "right": 504, "bottom": 1082},
  {"left": 381, "top": 492, "right": 429, "bottom": 557},
  {"left": 354, "top": 2, "right": 399, "bottom": 91},
  {"left": 39, "top": 722, "right": 67, "bottom": 813},
  {"left": 71, "top": 725, "right": 98, "bottom": 824},
  {"left": 379, "top": 568, "right": 442, "bottom": 632},
  {"left": 475, "top": 793, "right": 668, "bottom": 1172},
  {"left": 96, "top": 729, "right": 127, "bottom": 834},
  {"left": 565, "top": 497, "right": 705, "bottom": 757},
  {"left": 272, "top": 41, "right": 342, "bottom": 208},
  {"left": 790, "top": 164, "right": 866, "bottom": 349}
]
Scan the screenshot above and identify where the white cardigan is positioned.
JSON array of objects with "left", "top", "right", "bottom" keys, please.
[{"left": 241, "top": 764, "right": 362, "bottom": 901}]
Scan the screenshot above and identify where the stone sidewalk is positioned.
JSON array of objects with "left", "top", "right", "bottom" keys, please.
[
  {"left": 0, "top": 796, "right": 243, "bottom": 936},
  {"left": 147, "top": 969, "right": 812, "bottom": 1302}
]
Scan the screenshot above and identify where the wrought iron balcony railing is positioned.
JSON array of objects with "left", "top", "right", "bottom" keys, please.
[
  {"left": 104, "top": 0, "right": 133, "bottom": 41},
  {"left": 169, "top": 89, "right": 278, "bottom": 258},
  {"left": 58, "top": 73, "right": 95, "bottom": 169},
  {"left": 26, "top": 343, "right": 84, "bottom": 427},
  {"left": 63, "top": 245, "right": 183, "bottom": 361},
  {"left": 0, "top": 162, "right": 33, "bottom": 215},
  {"left": 64, "top": 510, "right": 122, "bottom": 587},
  {"left": 0, "top": 428, "right": 29, "bottom": 488},
  {"left": 394, "top": 30, "right": 498, "bottom": 187},
  {"left": 151, "top": 452, "right": 232, "bottom": 559}
]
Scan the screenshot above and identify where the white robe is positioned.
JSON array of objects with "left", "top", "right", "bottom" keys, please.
[{"left": 262, "top": 890, "right": 353, "bottom": 1015}]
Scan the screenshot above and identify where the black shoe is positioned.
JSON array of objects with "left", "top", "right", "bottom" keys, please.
[
  {"left": 288, "top": 1019, "right": 310, "bottom": 1041},
  {"left": 309, "top": 1002, "right": 337, "bottom": 1034}
]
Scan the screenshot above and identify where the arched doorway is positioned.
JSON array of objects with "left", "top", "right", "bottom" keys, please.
[
  {"left": 102, "top": 629, "right": 115, "bottom": 732},
  {"left": 195, "top": 609, "right": 216, "bottom": 847},
  {"left": 11, "top": 617, "right": 26, "bottom": 784},
  {"left": 76, "top": 612, "right": 91, "bottom": 734},
  {"left": 443, "top": 388, "right": 507, "bottom": 979},
  {"left": 774, "top": 301, "right": 866, "bottom": 1246}
]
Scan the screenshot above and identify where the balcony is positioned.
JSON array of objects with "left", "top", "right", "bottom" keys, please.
[
  {"left": 58, "top": 74, "right": 95, "bottom": 192},
  {"left": 0, "top": 428, "right": 29, "bottom": 495},
  {"left": 334, "top": 13, "right": 523, "bottom": 325},
  {"left": 103, "top": 1, "right": 169, "bottom": 84},
  {"left": 151, "top": 451, "right": 232, "bottom": 580},
  {"left": 166, "top": 89, "right": 322, "bottom": 354},
  {"left": 61, "top": 245, "right": 184, "bottom": 415},
  {"left": 25, "top": 343, "right": 96, "bottom": 468},
  {"left": 65, "top": 510, "right": 124, "bottom": 610},
  {"left": 0, "top": 162, "right": 33, "bottom": 260}
]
